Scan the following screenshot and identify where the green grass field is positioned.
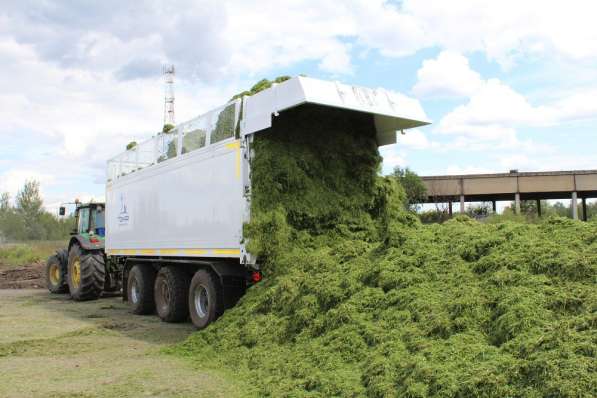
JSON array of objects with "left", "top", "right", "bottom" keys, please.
[{"left": 0, "top": 241, "right": 66, "bottom": 268}]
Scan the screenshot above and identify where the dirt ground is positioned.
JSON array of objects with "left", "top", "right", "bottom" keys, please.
[
  {"left": 0, "top": 262, "right": 45, "bottom": 289},
  {"left": 0, "top": 289, "right": 242, "bottom": 398}
]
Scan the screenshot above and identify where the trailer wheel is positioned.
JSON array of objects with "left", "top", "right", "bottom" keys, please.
[
  {"left": 154, "top": 266, "right": 189, "bottom": 322},
  {"left": 45, "top": 250, "right": 68, "bottom": 294},
  {"left": 127, "top": 265, "right": 156, "bottom": 314},
  {"left": 188, "top": 269, "right": 223, "bottom": 329},
  {"left": 67, "top": 245, "right": 105, "bottom": 301}
]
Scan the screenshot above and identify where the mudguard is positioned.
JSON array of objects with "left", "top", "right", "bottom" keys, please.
[{"left": 69, "top": 235, "right": 105, "bottom": 252}]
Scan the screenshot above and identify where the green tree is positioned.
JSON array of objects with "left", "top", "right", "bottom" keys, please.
[
  {"left": 0, "top": 192, "right": 9, "bottom": 212},
  {"left": 16, "top": 180, "right": 45, "bottom": 240},
  {"left": 392, "top": 167, "right": 427, "bottom": 210}
]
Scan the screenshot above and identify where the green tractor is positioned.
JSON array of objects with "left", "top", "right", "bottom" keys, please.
[{"left": 46, "top": 201, "right": 120, "bottom": 300}]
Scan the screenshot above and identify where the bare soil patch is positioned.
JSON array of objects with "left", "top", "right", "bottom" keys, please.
[{"left": 0, "top": 261, "right": 45, "bottom": 289}]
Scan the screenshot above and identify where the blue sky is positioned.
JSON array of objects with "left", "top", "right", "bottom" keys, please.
[{"left": 1, "top": 0, "right": 596, "bottom": 210}]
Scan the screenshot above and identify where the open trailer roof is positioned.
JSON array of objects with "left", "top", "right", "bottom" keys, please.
[{"left": 241, "top": 76, "right": 431, "bottom": 146}]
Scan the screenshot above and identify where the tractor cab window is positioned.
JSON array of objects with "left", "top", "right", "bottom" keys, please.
[
  {"left": 78, "top": 207, "right": 90, "bottom": 233},
  {"left": 92, "top": 206, "right": 106, "bottom": 236}
]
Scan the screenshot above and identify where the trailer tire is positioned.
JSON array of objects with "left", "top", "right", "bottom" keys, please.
[
  {"left": 67, "top": 245, "right": 105, "bottom": 301},
  {"left": 45, "top": 250, "right": 68, "bottom": 294},
  {"left": 127, "top": 265, "right": 156, "bottom": 315},
  {"left": 188, "top": 269, "right": 223, "bottom": 330},
  {"left": 154, "top": 266, "right": 189, "bottom": 323}
]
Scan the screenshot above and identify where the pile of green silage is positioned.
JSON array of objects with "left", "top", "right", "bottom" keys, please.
[{"left": 171, "top": 105, "right": 597, "bottom": 397}]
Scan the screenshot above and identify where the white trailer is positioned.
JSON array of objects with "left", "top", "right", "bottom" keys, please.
[{"left": 105, "top": 76, "right": 428, "bottom": 328}]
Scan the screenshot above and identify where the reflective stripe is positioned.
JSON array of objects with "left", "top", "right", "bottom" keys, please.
[
  {"left": 212, "top": 249, "right": 241, "bottom": 255},
  {"left": 182, "top": 249, "right": 208, "bottom": 255}
]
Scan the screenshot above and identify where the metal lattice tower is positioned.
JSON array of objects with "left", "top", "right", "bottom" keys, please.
[{"left": 162, "top": 64, "right": 175, "bottom": 126}]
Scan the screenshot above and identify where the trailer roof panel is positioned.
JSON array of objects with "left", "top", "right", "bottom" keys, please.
[{"left": 241, "top": 76, "right": 431, "bottom": 146}]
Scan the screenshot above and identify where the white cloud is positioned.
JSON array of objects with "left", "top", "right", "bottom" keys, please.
[
  {"left": 437, "top": 77, "right": 597, "bottom": 142},
  {"left": 439, "top": 79, "right": 543, "bottom": 133},
  {"left": 397, "top": 129, "right": 431, "bottom": 149},
  {"left": 318, "top": 46, "right": 353, "bottom": 75},
  {"left": 5, "top": 0, "right": 597, "bottom": 83},
  {"left": 413, "top": 51, "right": 483, "bottom": 98},
  {"left": 434, "top": 72, "right": 597, "bottom": 149},
  {"left": 379, "top": 146, "right": 407, "bottom": 174},
  {"left": 0, "top": 170, "right": 55, "bottom": 199},
  {"left": 402, "top": 0, "right": 597, "bottom": 67}
]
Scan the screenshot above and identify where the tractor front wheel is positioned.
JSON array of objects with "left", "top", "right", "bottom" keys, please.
[{"left": 67, "top": 245, "right": 105, "bottom": 301}]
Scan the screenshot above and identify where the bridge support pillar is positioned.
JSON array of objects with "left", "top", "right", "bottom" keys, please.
[
  {"left": 448, "top": 201, "right": 453, "bottom": 216},
  {"left": 536, "top": 199, "right": 542, "bottom": 217},
  {"left": 515, "top": 193, "right": 521, "bottom": 214},
  {"left": 582, "top": 197, "right": 588, "bottom": 221},
  {"left": 460, "top": 195, "right": 465, "bottom": 213},
  {"left": 572, "top": 192, "right": 578, "bottom": 220},
  {"left": 492, "top": 200, "right": 497, "bottom": 213}
]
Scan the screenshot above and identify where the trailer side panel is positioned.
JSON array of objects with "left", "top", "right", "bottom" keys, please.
[{"left": 106, "top": 139, "right": 243, "bottom": 259}]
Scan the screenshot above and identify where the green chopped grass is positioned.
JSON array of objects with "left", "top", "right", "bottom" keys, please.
[{"left": 169, "top": 88, "right": 597, "bottom": 397}]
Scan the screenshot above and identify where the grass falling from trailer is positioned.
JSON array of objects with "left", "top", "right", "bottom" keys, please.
[{"left": 169, "top": 81, "right": 597, "bottom": 397}]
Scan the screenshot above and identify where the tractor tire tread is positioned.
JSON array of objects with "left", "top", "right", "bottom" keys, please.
[
  {"left": 127, "top": 265, "right": 156, "bottom": 315},
  {"left": 155, "top": 266, "right": 189, "bottom": 323},
  {"left": 68, "top": 245, "right": 105, "bottom": 301},
  {"left": 188, "top": 269, "right": 224, "bottom": 329},
  {"left": 45, "top": 254, "right": 68, "bottom": 294}
]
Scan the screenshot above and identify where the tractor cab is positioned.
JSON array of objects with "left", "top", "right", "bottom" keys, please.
[{"left": 59, "top": 202, "right": 106, "bottom": 250}]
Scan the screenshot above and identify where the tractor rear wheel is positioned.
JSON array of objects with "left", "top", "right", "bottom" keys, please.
[
  {"left": 45, "top": 249, "right": 68, "bottom": 294},
  {"left": 127, "top": 264, "right": 156, "bottom": 315},
  {"left": 154, "top": 266, "right": 189, "bottom": 323},
  {"left": 188, "top": 269, "right": 223, "bottom": 329},
  {"left": 67, "top": 245, "right": 105, "bottom": 301}
]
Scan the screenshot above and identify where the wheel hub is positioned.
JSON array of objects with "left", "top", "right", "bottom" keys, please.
[
  {"left": 194, "top": 285, "right": 209, "bottom": 318},
  {"left": 131, "top": 280, "right": 139, "bottom": 303},
  {"left": 49, "top": 264, "right": 60, "bottom": 285},
  {"left": 71, "top": 258, "right": 81, "bottom": 288}
]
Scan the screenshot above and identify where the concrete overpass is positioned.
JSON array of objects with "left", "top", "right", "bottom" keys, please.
[{"left": 421, "top": 169, "right": 597, "bottom": 221}]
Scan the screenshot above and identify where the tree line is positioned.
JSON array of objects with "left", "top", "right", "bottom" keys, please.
[{"left": 0, "top": 180, "right": 73, "bottom": 242}]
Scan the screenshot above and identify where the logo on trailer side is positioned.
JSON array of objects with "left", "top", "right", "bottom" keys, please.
[{"left": 118, "top": 193, "right": 129, "bottom": 226}]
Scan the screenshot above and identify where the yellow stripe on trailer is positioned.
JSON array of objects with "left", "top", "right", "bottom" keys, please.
[
  {"left": 212, "top": 249, "right": 241, "bottom": 255},
  {"left": 159, "top": 248, "right": 179, "bottom": 255},
  {"left": 182, "top": 249, "right": 208, "bottom": 255}
]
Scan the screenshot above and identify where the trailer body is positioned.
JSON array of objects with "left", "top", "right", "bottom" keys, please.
[{"left": 106, "top": 134, "right": 244, "bottom": 260}]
